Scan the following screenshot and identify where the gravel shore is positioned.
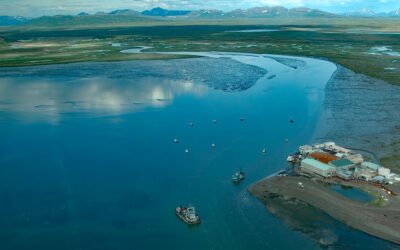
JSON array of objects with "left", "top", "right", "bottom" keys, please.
[{"left": 249, "top": 176, "right": 400, "bottom": 245}]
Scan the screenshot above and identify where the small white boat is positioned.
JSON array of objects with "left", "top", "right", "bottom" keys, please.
[
  {"left": 188, "top": 123, "right": 194, "bottom": 127},
  {"left": 213, "top": 120, "right": 217, "bottom": 124},
  {"left": 262, "top": 148, "right": 267, "bottom": 154},
  {"left": 185, "top": 149, "right": 189, "bottom": 153},
  {"left": 211, "top": 143, "right": 216, "bottom": 149},
  {"left": 174, "top": 139, "right": 179, "bottom": 143}
]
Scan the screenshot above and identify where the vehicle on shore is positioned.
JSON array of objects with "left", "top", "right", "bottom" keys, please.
[{"left": 175, "top": 206, "right": 200, "bottom": 225}]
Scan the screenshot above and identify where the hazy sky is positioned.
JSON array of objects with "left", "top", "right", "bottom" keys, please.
[{"left": 2, "top": 0, "right": 399, "bottom": 17}]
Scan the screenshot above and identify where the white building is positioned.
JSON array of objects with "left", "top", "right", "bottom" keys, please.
[
  {"left": 361, "top": 162, "right": 380, "bottom": 173},
  {"left": 301, "top": 158, "right": 336, "bottom": 178}
]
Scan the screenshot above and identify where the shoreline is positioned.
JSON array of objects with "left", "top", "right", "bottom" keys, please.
[
  {"left": 249, "top": 175, "right": 400, "bottom": 245},
  {"left": 311, "top": 65, "right": 400, "bottom": 171},
  {"left": 250, "top": 62, "right": 400, "bottom": 245}
]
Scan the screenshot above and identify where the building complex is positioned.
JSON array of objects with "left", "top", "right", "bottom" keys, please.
[{"left": 291, "top": 142, "right": 400, "bottom": 185}]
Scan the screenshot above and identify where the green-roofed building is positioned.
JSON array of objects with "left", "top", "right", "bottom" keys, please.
[
  {"left": 329, "top": 158, "right": 354, "bottom": 170},
  {"left": 301, "top": 158, "right": 336, "bottom": 178}
]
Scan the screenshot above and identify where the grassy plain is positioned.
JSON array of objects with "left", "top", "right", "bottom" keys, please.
[{"left": 0, "top": 17, "right": 399, "bottom": 84}]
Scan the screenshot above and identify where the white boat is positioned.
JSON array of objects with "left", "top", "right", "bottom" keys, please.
[
  {"left": 232, "top": 170, "right": 245, "bottom": 183},
  {"left": 287, "top": 155, "right": 295, "bottom": 162},
  {"left": 176, "top": 206, "right": 200, "bottom": 225}
]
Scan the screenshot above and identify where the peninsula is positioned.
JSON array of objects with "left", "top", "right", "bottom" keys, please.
[{"left": 250, "top": 142, "right": 400, "bottom": 244}]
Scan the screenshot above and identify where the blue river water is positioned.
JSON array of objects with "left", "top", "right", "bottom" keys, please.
[{"left": 0, "top": 53, "right": 396, "bottom": 249}]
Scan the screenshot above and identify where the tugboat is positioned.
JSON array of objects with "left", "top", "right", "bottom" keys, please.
[
  {"left": 175, "top": 206, "right": 200, "bottom": 225},
  {"left": 232, "top": 170, "right": 245, "bottom": 183}
]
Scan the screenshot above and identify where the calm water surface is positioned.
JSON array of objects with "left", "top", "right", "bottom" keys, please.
[
  {"left": 331, "top": 185, "right": 373, "bottom": 203},
  {"left": 0, "top": 53, "right": 395, "bottom": 249}
]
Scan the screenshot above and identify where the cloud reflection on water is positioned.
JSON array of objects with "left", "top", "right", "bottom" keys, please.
[{"left": 0, "top": 76, "right": 207, "bottom": 123}]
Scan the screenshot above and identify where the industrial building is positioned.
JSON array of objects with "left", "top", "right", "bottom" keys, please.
[
  {"left": 300, "top": 158, "right": 336, "bottom": 178},
  {"left": 329, "top": 158, "right": 354, "bottom": 170},
  {"left": 355, "top": 168, "right": 376, "bottom": 181},
  {"left": 295, "top": 142, "right": 400, "bottom": 184},
  {"left": 361, "top": 162, "right": 380, "bottom": 172},
  {"left": 346, "top": 154, "right": 364, "bottom": 164},
  {"left": 309, "top": 152, "right": 338, "bottom": 164},
  {"left": 336, "top": 169, "right": 353, "bottom": 180}
]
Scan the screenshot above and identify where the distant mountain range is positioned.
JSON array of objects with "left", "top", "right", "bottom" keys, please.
[
  {"left": 140, "top": 6, "right": 338, "bottom": 18},
  {"left": 1, "top": 6, "right": 399, "bottom": 26},
  {"left": 344, "top": 8, "right": 400, "bottom": 17},
  {"left": 142, "top": 7, "right": 191, "bottom": 17},
  {"left": 0, "top": 16, "right": 29, "bottom": 26}
]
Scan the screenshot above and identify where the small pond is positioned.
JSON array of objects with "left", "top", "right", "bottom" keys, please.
[{"left": 331, "top": 185, "right": 373, "bottom": 203}]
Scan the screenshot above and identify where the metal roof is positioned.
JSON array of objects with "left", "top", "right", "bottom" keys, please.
[
  {"left": 330, "top": 158, "right": 354, "bottom": 167},
  {"left": 302, "top": 158, "right": 334, "bottom": 171},
  {"left": 362, "top": 162, "right": 379, "bottom": 170}
]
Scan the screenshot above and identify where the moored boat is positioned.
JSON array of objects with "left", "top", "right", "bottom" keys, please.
[
  {"left": 175, "top": 206, "right": 200, "bottom": 225},
  {"left": 232, "top": 170, "right": 245, "bottom": 183},
  {"left": 287, "top": 152, "right": 302, "bottom": 162}
]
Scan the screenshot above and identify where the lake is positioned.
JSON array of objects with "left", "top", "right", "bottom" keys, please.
[{"left": 0, "top": 52, "right": 395, "bottom": 249}]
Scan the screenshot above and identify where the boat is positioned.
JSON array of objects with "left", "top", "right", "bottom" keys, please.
[
  {"left": 175, "top": 206, "right": 200, "bottom": 225},
  {"left": 232, "top": 170, "right": 245, "bottom": 183},
  {"left": 287, "top": 155, "right": 295, "bottom": 162},
  {"left": 287, "top": 152, "right": 302, "bottom": 162},
  {"left": 262, "top": 148, "right": 267, "bottom": 154}
]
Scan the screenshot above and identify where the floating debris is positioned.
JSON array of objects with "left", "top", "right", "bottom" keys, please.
[
  {"left": 174, "top": 138, "right": 179, "bottom": 143},
  {"left": 189, "top": 122, "right": 194, "bottom": 127},
  {"left": 290, "top": 119, "right": 295, "bottom": 124},
  {"left": 213, "top": 119, "right": 217, "bottom": 124},
  {"left": 240, "top": 117, "right": 245, "bottom": 122},
  {"left": 285, "top": 139, "right": 289, "bottom": 142}
]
